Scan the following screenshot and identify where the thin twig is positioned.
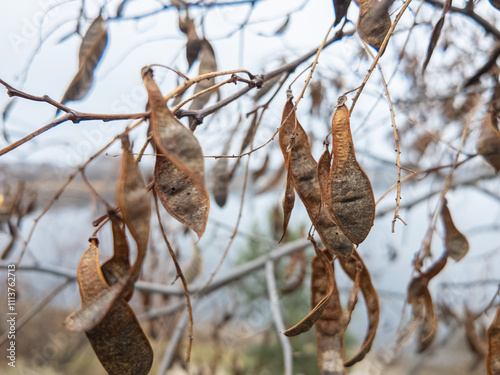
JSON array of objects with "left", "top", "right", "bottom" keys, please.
[
  {"left": 424, "top": 0, "right": 500, "bottom": 40},
  {"left": 14, "top": 118, "right": 145, "bottom": 265},
  {"left": 1, "top": 238, "right": 310, "bottom": 300},
  {"left": 364, "top": 42, "right": 407, "bottom": 231},
  {"left": 414, "top": 103, "right": 480, "bottom": 269},
  {"left": 265, "top": 260, "right": 293, "bottom": 375}
]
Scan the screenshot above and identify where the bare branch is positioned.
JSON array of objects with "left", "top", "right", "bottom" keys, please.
[
  {"left": 424, "top": 0, "right": 500, "bottom": 40},
  {"left": 265, "top": 260, "right": 293, "bottom": 375}
]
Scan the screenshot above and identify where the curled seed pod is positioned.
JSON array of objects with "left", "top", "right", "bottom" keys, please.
[
  {"left": 142, "top": 66, "right": 209, "bottom": 238},
  {"left": 73, "top": 239, "right": 153, "bottom": 375},
  {"left": 279, "top": 95, "right": 353, "bottom": 256},
  {"left": 338, "top": 250, "right": 379, "bottom": 366},
  {"left": 311, "top": 248, "right": 344, "bottom": 374},
  {"left": 441, "top": 200, "right": 469, "bottom": 262},
  {"left": 417, "top": 287, "right": 437, "bottom": 352},
  {"left": 405, "top": 252, "right": 448, "bottom": 353},
  {"left": 283, "top": 239, "right": 335, "bottom": 336},
  {"left": 329, "top": 102, "right": 375, "bottom": 245},
  {"left": 101, "top": 212, "right": 133, "bottom": 301},
  {"left": 280, "top": 159, "right": 295, "bottom": 243},
  {"left": 116, "top": 133, "right": 151, "bottom": 267}
]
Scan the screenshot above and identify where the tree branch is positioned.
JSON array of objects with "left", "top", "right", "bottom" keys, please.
[
  {"left": 175, "top": 29, "right": 349, "bottom": 123},
  {"left": 424, "top": 0, "right": 500, "bottom": 40},
  {"left": 0, "top": 238, "right": 310, "bottom": 297},
  {"left": 0, "top": 78, "right": 148, "bottom": 156},
  {"left": 265, "top": 260, "right": 293, "bottom": 375}
]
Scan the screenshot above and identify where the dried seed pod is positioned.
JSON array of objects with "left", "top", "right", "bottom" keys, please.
[
  {"left": 329, "top": 103, "right": 375, "bottom": 245},
  {"left": 212, "top": 121, "right": 238, "bottom": 208},
  {"left": 317, "top": 149, "right": 334, "bottom": 222},
  {"left": 75, "top": 239, "right": 153, "bottom": 375},
  {"left": 311, "top": 249, "right": 345, "bottom": 374},
  {"left": 280, "top": 159, "right": 295, "bottom": 243},
  {"left": 338, "top": 250, "right": 379, "bottom": 366},
  {"left": 142, "top": 66, "right": 209, "bottom": 238},
  {"left": 355, "top": 0, "right": 391, "bottom": 51},
  {"left": 284, "top": 239, "right": 336, "bottom": 337},
  {"left": 405, "top": 251, "right": 448, "bottom": 353},
  {"left": 310, "top": 80, "right": 324, "bottom": 115},
  {"left": 279, "top": 95, "right": 353, "bottom": 256},
  {"left": 441, "top": 200, "right": 469, "bottom": 262},
  {"left": 116, "top": 133, "right": 151, "bottom": 263},
  {"left": 212, "top": 157, "right": 230, "bottom": 208},
  {"left": 487, "top": 305, "right": 500, "bottom": 374},
  {"left": 186, "top": 19, "right": 202, "bottom": 69},
  {"left": 188, "top": 39, "right": 218, "bottom": 129},
  {"left": 86, "top": 301, "right": 153, "bottom": 375},
  {"left": 61, "top": 15, "right": 108, "bottom": 104},
  {"left": 422, "top": 0, "right": 452, "bottom": 73},
  {"left": 333, "top": 0, "right": 352, "bottom": 26},
  {"left": 101, "top": 213, "right": 133, "bottom": 301},
  {"left": 478, "top": 113, "right": 500, "bottom": 172},
  {"left": 418, "top": 287, "right": 437, "bottom": 352}
]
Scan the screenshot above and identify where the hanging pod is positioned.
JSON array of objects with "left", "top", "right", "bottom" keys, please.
[{"left": 327, "top": 102, "right": 375, "bottom": 245}]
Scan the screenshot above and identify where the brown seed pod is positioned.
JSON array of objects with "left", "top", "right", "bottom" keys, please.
[
  {"left": 116, "top": 133, "right": 151, "bottom": 266},
  {"left": 441, "top": 200, "right": 469, "bottom": 262},
  {"left": 61, "top": 15, "right": 108, "bottom": 104},
  {"left": 417, "top": 287, "right": 437, "bottom": 352},
  {"left": 329, "top": 103, "right": 375, "bottom": 245},
  {"left": 100, "top": 212, "right": 133, "bottom": 301},
  {"left": 142, "top": 66, "right": 209, "bottom": 238},
  {"left": 311, "top": 248, "right": 345, "bottom": 374},
  {"left": 355, "top": 0, "right": 391, "bottom": 51},
  {"left": 283, "top": 238, "right": 335, "bottom": 337},
  {"left": 333, "top": 0, "right": 352, "bottom": 26},
  {"left": 406, "top": 251, "right": 448, "bottom": 353},
  {"left": 280, "top": 159, "right": 295, "bottom": 243},
  {"left": 279, "top": 96, "right": 353, "bottom": 256},
  {"left": 338, "top": 249, "right": 379, "bottom": 366},
  {"left": 188, "top": 39, "right": 218, "bottom": 129},
  {"left": 74, "top": 239, "right": 153, "bottom": 375}
]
